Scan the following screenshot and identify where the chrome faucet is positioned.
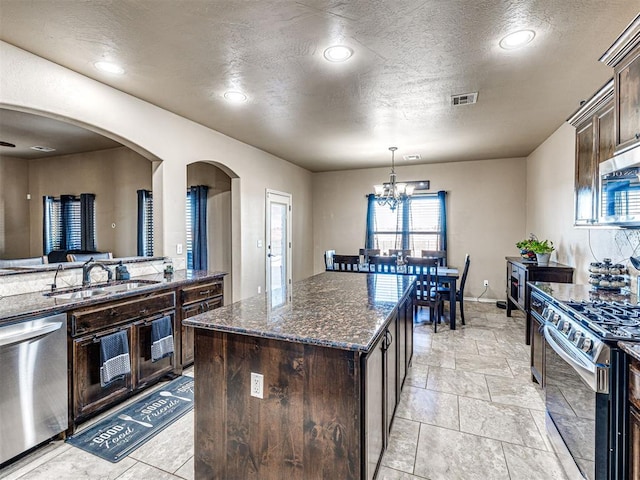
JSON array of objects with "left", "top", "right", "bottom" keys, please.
[{"left": 82, "top": 258, "right": 113, "bottom": 287}]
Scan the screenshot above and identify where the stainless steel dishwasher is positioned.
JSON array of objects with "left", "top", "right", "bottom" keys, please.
[{"left": 0, "top": 313, "right": 68, "bottom": 464}]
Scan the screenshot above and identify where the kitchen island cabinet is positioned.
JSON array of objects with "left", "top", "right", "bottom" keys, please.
[
  {"left": 618, "top": 342, "right": 640, "bottom": 479},
  {"left": 185, "top": 272, "right": 414, "bottom": 480}
]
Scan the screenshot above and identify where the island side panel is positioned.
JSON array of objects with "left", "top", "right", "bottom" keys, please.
[{"left": 194, "top": 329, "right": 361, "bottom": 480}]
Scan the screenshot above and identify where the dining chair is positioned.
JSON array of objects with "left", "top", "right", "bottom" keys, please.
[
  {"left": 332, "top": 254, "right": 360, "bottom": 272},
  {"left": 369, "top": 255, "right": 397, "bottom": 273},
  {"left": 389, "top": 249, "right": 412, "bottom": 259},
  {"left": 421, "top": 249, "right": 447, "bottom": 266},
  {"left": 359, "top": 248, "right": 380, "bottom": 264},
  {"left": 324, "top": 250, "right": 336, "bottom": 270},
  {"left": 406, "top": 256, "right": 443, "bottom": 331},
  {"left": 438, "top": 254, "right": 470, "bottom": 325},
  {"left": 67, "top": 252, "right": 113, "bottom": 262}
]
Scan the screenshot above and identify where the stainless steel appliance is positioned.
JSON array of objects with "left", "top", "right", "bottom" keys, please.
[
  {"left": 530, "top": 288, "right": 637, "bottom": 480},
  {"left": 0, "top": 313, "right": 68, "bottom": 465},
  {"left": 599, "top": 146, "right": 640, "bottom": 226}
]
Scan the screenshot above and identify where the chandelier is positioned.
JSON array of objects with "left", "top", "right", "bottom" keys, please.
[{"left": 373, "top": 147, "right": 415, "bottom": 211}]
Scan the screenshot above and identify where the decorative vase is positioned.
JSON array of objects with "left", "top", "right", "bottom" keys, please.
[{"left": 536, "top": 253, "right": 551, "bottom": 265}]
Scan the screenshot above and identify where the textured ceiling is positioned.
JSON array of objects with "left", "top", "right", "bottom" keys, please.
[{"left": 0, "top": 1, "right": 638, "bottom": 171}]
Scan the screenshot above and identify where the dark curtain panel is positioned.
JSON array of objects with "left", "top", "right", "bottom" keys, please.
[
  {"left": 60, "top": 195, "right": 76, "bottom": 250},
  {"left": 401, "top": 198, "right": 411, "bottom": 250},
  {"left": 438, "top": 190, "right": 448, "bottom": 254},
  {"left": 365, "top": 194, "right": 375, "bottom": 249},
  {"left": 137, "top": 189, "right": 153, "bottom": 256},
  {"left": 80, "top": 193, "right": 96, "bottom": 251},
  {"left": 43, "top": 196, "right": 55, "bottom": 254},
  {"left": 190, "top": 185, "right": 209, "bottom": 270}
]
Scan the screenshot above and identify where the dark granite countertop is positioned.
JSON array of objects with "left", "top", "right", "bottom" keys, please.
[
  {"left": 183, "top": 271, "right": 414, "bottom": 353},
  {"left": 0, "top": 269, "right": 226, "bottom": 325},
  {"left": 619, "top": 342, "right": 640, "bottom": 362},
  {"left": 529, "top": 281, "right": 637, "bottom": 305}
]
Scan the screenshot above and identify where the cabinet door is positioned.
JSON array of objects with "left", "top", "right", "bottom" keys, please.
[
  {"left": 530, "top": 316, "right": 544, "bottom": 386},
  {"left": 615, "top": 44, "right": 640, "bottom": 151},
  {"left": 630, "top": 406, "right": 640, "bottom": 480},
  {"left": 404, "top": 295, "right": 414, "bottom": 369},
  {"left": 364, "top": 334, "right": 385, "bottom": 480},
  {"left": 398, "top": 303, "right": 407, "bottom": 389},
  {"left": 132, "top": 313, "right": 175, "bottom": 388},
  {"left": 385, "top": 324, "right": 398, "bottom": 435},
  {"left": 181, "top": 295, "right": 223, "bottom": 366},
  {"left": 575, "top": 119, "right": 596, "bottom": 224},
  {"left": 73, "top": 326, "right": 133, "bottom": 422}
]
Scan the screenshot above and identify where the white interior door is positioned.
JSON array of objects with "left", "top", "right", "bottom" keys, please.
[{"left": 266, "top": 190, "right": 292, "bottom": 307}]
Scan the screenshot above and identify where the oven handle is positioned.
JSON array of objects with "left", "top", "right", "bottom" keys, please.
[{"left": 543, "top": 325, "right": 608, "bottom": 394}]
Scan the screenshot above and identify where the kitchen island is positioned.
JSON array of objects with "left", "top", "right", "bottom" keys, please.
[{"left": 184, "top": 272, "right": 415, "bottom": 480}]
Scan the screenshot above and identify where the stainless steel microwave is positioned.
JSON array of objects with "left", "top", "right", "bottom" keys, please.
[{"left": 599, "top": 147, "right": 640, "bottom": 226}]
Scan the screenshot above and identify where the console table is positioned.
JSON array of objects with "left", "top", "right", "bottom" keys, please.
[{"left": 505, "top": 257, "right": 574, "bottom": 344}]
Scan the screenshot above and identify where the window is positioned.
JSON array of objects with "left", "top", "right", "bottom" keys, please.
[
  {"left": 43, "top": 193, "right": 96, "bottom": 254},
  {"left": 185, "top": 185, "right": 209, "bottom": 270},
  {"left": 365, "top": 191, "right": 447, "bottom": 259},
  {"left": 185, "top": 190, "right": 193, "bottom": 269},
  {"left": 137, "top": 190, "right": 154, "bottom": 256}
]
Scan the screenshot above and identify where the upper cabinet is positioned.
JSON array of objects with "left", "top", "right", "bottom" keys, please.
[
  {"left": 600, "top": 14, "right": 640, "bottom": 153},
  {"left": 568, "top": 80, "right": 615, "bottom": 226}
]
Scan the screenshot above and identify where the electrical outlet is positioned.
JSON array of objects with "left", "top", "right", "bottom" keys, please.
[
  {"left": 176, "top": 243, "right": 183, "bottom": 254},
  {"left": 483, "top": 279, "right": 489, "bottom": 287},
  {"left": 258, "top": 286, "right": 261, "bottom": 294},
  {"left": 250, "top": 372, "right": 264, "bottom": 399}
]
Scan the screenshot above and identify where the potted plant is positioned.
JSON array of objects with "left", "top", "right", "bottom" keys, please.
[
  {"left": 516, "top": 235, "right": 537, "bottom": 260},
  {"left": 529, "top": 239, "right": 555, "bottom": 265}
]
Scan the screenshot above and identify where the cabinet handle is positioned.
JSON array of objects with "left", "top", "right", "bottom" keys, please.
[
  {"left": 636, "top": 132, "right": 640, "bottom": 140},
  {"left": 199, "top": 290, "right": 211, "bottom": 296},
  {"left": 139, "top": 308, "right": 149, "bottom": 315}
]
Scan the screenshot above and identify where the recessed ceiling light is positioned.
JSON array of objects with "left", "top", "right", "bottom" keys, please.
[
  {"left": 323, "top": 45, "right": 353, "bottom": 62},
  {"left": 94, "top": 61, "right": 125, "bottom": 75},
  {"left": 224, "top": 91, "right": 248, "bottom": 103},
  {"left": 30, "top": 146, "right": 56, "bottom": 152},
  {"left": 499, "top": 29, "right": 536, "bottom": 49}
]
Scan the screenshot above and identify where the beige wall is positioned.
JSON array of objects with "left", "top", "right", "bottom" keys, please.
[
  {"left": 526, "top": 123, "right": 640, "bottom": 290},
  {"left": 26, "top": 146, "right": 151, "bottom": 257},
  {"left": 313, "top": 157, "right": 527, "bottom": 300},
  {"left": 1, "top": 41, "right": 315, "bottom": 302},
  {"left": 0, "top": 155, "right": 30, "bottom": 258},
  {"left": 187, "top": 162, "right": 233, "bottom": 301}
]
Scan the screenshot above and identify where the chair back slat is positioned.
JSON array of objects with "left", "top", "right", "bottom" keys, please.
[{"left": 421, "top": 249, "right": 447, "bottom": 266}]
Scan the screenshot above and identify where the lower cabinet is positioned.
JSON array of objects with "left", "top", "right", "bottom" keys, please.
[
  {"left": 178, "top": 279, "right": 224, "bottom": 368},
  {"left": 629, "top": 358, "right": 640, "bottom": 479},
  {"left": 72, "top": 325, "right": 134, "bottom": 422},
  {"left": 69, "top": 291, "right": 176, "bottom": 426},
  {"left": 364, "top": 332, "right": 385, "bottom": 480}
]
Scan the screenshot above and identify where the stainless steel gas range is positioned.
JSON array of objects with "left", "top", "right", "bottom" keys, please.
[{"left": 529, "top": 283, "right": 638, "bottom": 480}]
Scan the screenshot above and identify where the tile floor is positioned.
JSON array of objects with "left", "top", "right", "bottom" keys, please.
[{"left": 0, "top": 302, "right": 570, "bottom": 480}]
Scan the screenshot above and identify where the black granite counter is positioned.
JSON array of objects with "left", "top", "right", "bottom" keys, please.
[
  {"left": 529, "top": 281, "right": 636, "bottom": 305},
  {"left": 183, "top": 271, "right": 414, "bottom": 353},
  {"left": 0, "top": 270, "right": 226, "bottom": 325}
]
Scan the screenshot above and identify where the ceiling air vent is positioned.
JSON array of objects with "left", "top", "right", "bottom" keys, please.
[
  {"left": 30, "top": 146, "right": 56, "bottom": 152},
  {"left": 451, "top": 92, "right": 478, "bottom": 106},
  {"left": 403, "top": 154, "right": 421, "bottom": 161}
]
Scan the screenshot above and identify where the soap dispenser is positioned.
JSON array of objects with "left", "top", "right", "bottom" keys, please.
[{"left": 115, "top": 261, "right": 130, "bottom": 281}]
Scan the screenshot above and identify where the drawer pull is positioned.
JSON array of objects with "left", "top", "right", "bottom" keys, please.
[
  {"left": 139, "top": 308, "right": 149, "bottom": 315},
  {"left": 199, "top": 290, "right": 212, "bottom": 296},
  {"left": 109, "top": 308, "right": 118, "bottom": 317}
]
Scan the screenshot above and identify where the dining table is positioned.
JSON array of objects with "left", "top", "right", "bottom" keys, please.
[{"left": 327, "top": 261, "right": 460, "bottom": 329}]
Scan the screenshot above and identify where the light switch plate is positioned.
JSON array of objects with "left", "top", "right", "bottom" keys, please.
[{"left": 176, "top": 243, "right": 183, "bottom": 254}]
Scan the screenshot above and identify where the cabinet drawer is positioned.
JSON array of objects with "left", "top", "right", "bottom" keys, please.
[
  {"left": 181, "top": 280, "right": 223, "bottom": 305},
  {"left": 630, "top": 360, "right": 640, "bottom": 410},
  {"left": 71, "top": 292, "right": 176, "bottom": 336}
]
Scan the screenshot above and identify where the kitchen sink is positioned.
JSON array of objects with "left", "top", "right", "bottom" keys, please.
[{"left": 45, "top": 279, "right": 160, "bottom": 301}]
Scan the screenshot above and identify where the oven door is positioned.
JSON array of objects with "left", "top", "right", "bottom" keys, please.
[{"left": 543, "top": 325, "right": 609, "bottom": 480}]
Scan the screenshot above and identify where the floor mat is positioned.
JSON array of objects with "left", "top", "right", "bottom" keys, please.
[{"left": 66, "top": 375, "right": 194, "bottom": 462}]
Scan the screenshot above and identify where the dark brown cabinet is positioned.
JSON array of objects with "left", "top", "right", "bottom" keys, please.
[
  {"left": 629, "top": 358, "right": 640, "bottom": 479},
  {"left": 177, "top": 278, "right": 224, "bottom": 368},
  {"left": 364, "top": 330, "right": 385, "bottom": 480},
  {"left": 568, "top": 80, "right": 615, "bottom": 225},
  {"left": 530, "top": 314, "right": 545, "bottom": 386},
  {"left": 505, "top": 257, "right": 574, "bottom": 345},
  {"left": 69, "top": 291, "right": 176, "bottom": 425}
]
